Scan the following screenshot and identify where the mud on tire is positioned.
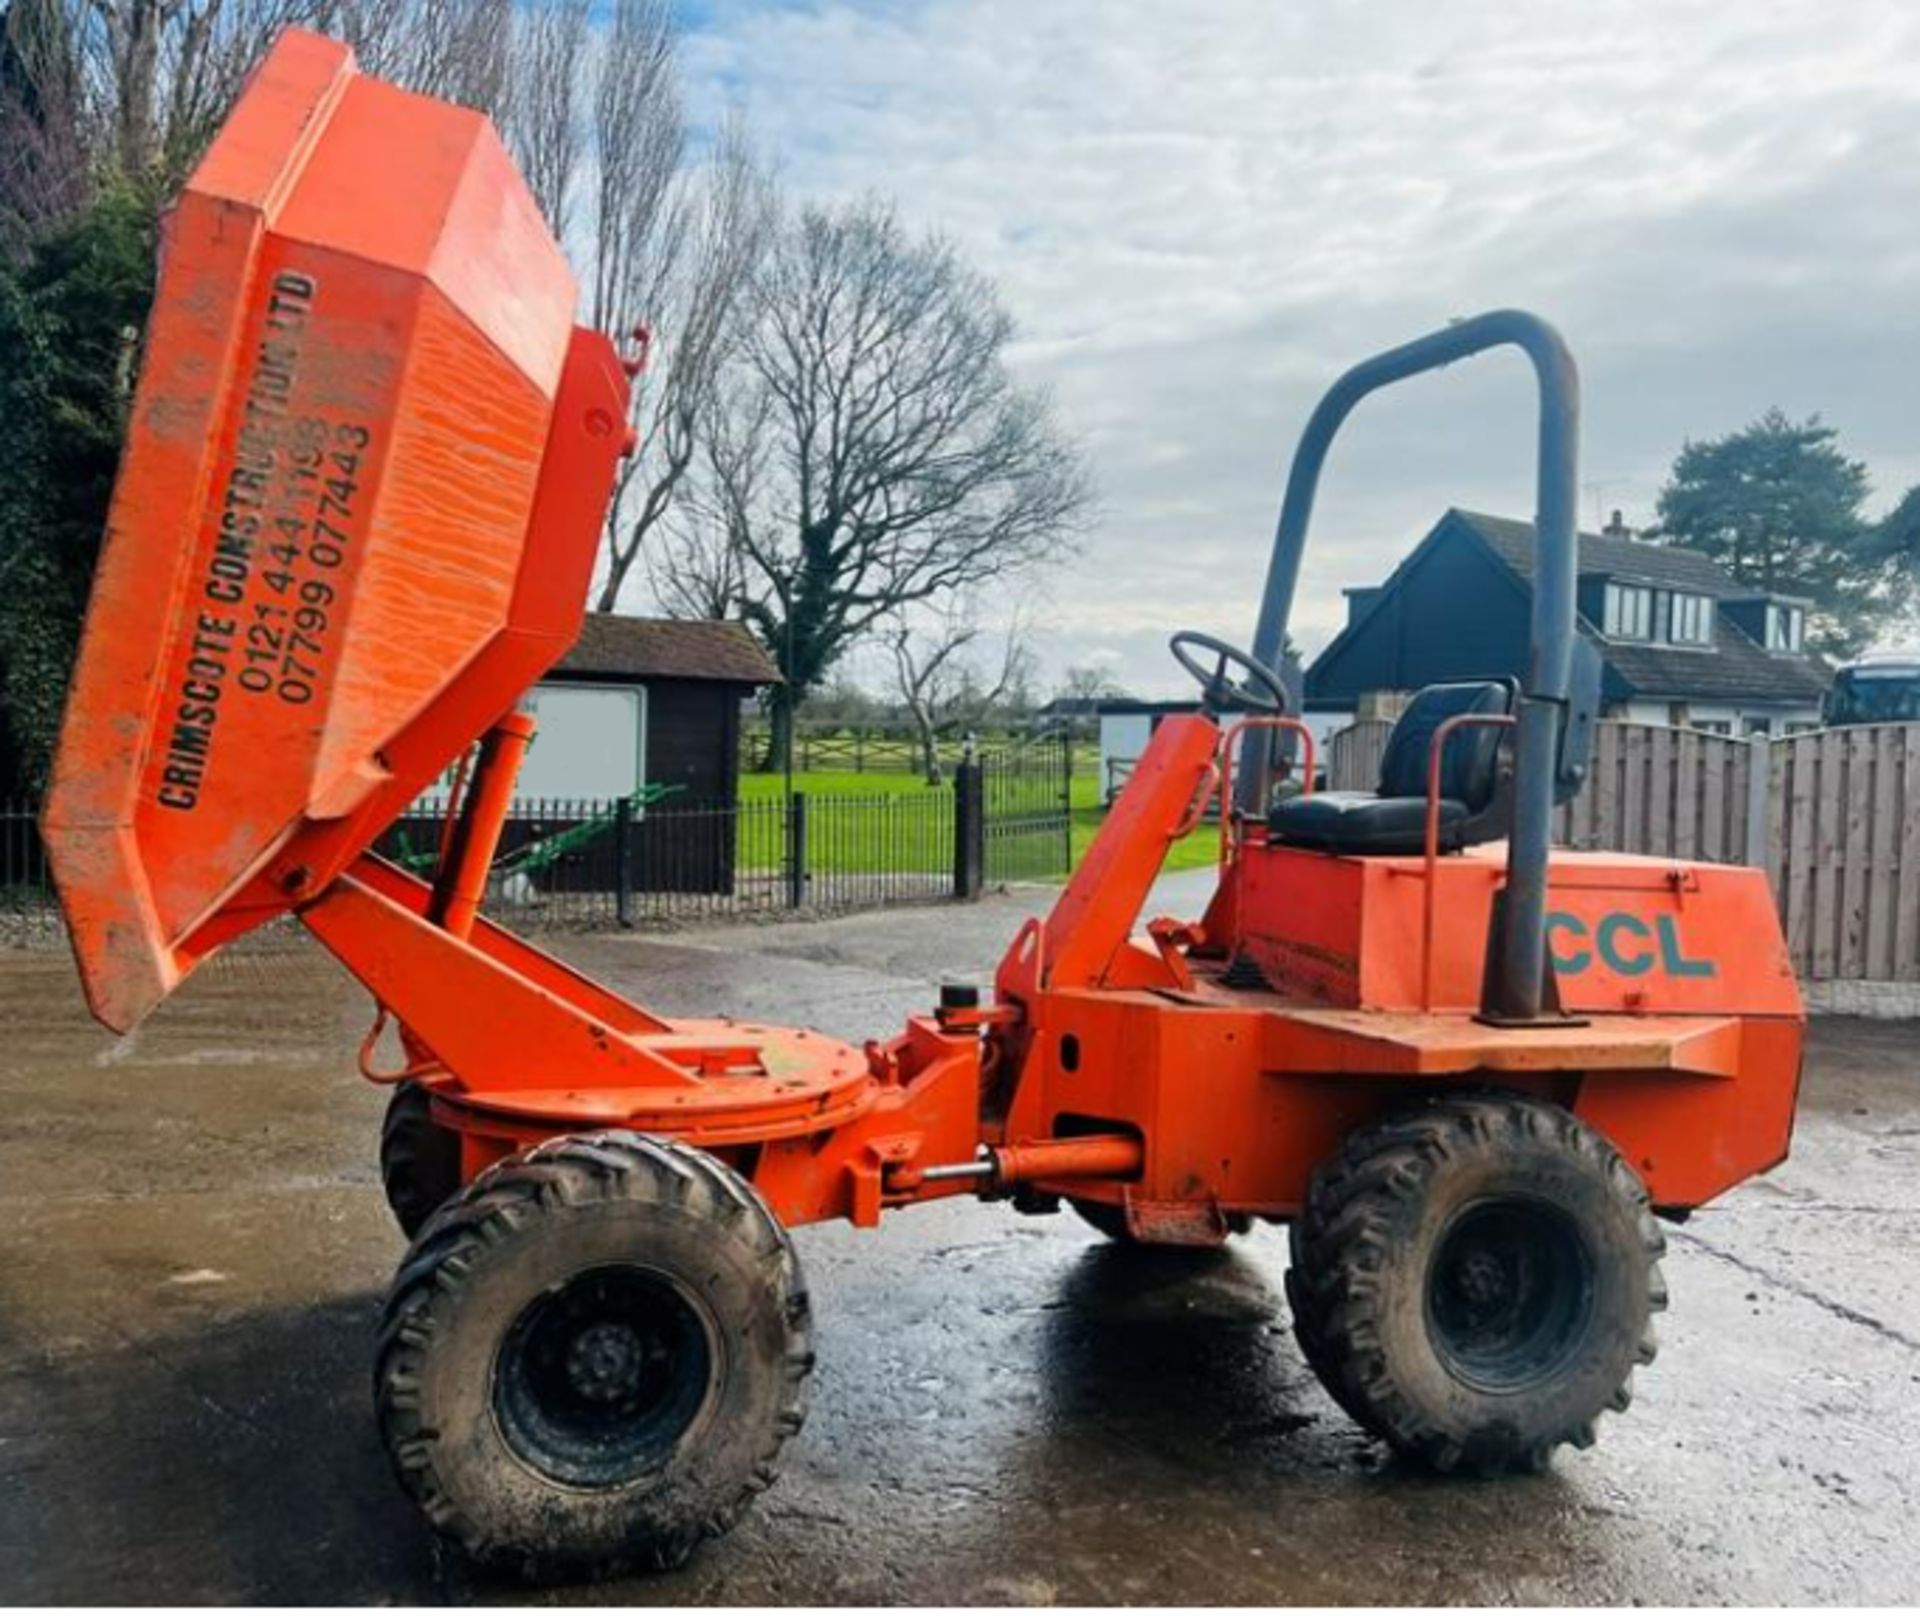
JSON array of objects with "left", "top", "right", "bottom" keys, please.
[
  {"left": 379, "top": 1080, "right": 463, "bottom": 1238},
  {"left": 374, "top": 1132, "right": 813, "bottom": 1580},
  {"left": 1287, "top": 1093, "right": 1666, "bottom": 1474}
]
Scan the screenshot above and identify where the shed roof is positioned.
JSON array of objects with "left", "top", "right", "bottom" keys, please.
[{"left": 554, "top": 614, "right": 780, "bottom": 685}]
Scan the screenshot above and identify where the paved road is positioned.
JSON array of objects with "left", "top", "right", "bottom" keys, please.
[{"left": 1, "top": 883, "right": 1916, "bottom": 1604}]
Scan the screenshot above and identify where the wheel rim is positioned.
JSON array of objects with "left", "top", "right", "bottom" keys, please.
[
  {"left": 1425, "top": 1198, "right": 1595, "bottom": 1392},
  {"left": 493, "top": 1265, "right": 717, "bottom": 1488}
]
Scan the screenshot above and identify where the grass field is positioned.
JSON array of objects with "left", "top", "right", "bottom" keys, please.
[{"left": 737, "top": 768, "right": 1222, "bottom": 876}]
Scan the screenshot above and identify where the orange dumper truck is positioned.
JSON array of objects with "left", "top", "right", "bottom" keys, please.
[{"left": 42, "top": 32, "right": 1802, "bottom": 1580}]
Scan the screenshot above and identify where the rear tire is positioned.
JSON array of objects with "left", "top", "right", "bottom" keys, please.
[
  {"left": 375, "top": 1132, "right": 812, "bottom": 1579},
  {"left": 379, "top": 1080, "right": 462, "bottom": 1238},
  {"left": 1287, "top": 1093, "right": 1665, "bottom": 1474}
]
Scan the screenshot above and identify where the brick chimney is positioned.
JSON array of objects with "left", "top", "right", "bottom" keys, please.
[{"left": 1601, "top": 508, "right": 1633, "bottom": 544}]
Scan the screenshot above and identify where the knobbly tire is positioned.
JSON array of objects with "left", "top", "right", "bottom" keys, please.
[
  {"left": 1286, "top": 1093, "right": 1666, "bottom": 1474},
  {"left": 379, "top": 1081, "right": 463, "bottom": 1238},
  {"left": 375, "top": 1132, "right": 812, "bottom": 1580}
]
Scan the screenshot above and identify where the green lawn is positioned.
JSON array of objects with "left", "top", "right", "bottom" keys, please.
[{"left": 737, "top": 768, "right": 1223, "bottom": 879}]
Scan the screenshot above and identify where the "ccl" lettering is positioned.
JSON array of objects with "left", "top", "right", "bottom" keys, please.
[{"left": 1546, "top": 911, "right": 1715, "bottom": 979}]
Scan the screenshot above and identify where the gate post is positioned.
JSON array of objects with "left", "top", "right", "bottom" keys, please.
[
  {"left": 953, "top": 757, "right": 985, "bottom": 900},
  {"left": 787, "top": 791, "right": 809, "bottom": 909},
  {"left": 1061, "top": 728, "right": 1075, "bottom": 876},
  {"left": 613, "top": 796, "right": 634, "bottom": 928},
  {"left": 1744, "top": 734, "right": 1772, "bottom": 871}
]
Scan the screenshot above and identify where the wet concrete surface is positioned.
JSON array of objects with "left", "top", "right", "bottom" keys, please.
[{"left": 2, "top": 880, "right": 1918, "bottom": 1604}]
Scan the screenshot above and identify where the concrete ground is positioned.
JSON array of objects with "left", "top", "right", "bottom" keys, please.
[{"left": 2, "top": 878, "right": 1917, "bottom": 1605}]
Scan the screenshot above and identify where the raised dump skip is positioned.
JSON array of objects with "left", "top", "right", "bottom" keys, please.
[{"left": 43, "top": 30, "right": 632, "bottom": 1032}]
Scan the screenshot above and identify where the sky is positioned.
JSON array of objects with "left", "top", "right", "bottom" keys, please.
[{"left": 670, "top": 0, "right": 1920, "bottom": 698}]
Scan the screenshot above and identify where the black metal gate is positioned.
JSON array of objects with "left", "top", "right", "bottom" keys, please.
[{"left": 979, "top": 729, "right": 1074, "bottom": 886}]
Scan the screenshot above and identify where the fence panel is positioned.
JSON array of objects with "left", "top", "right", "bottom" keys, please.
[
  {"left": 1326, "top": 720, "right": 1392, "bottom": 791},
  {"left": 0, "top": 802, "right": 57, "bottom": 947},
  {"left": 1549, "top": 722, "right": 1751, "bottom": 860},
  {"left": 1770, "top": 723, "right": 1920, "bottom": 982}
]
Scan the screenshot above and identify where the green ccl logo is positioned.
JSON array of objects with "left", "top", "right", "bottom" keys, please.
[{"left": 1547, "top": 911, "right": 1715, "bottom": 979}]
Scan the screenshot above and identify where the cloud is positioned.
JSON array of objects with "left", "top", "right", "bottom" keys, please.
[{"left": 680, "top": 0, "right": 1920, "bottom": 695}]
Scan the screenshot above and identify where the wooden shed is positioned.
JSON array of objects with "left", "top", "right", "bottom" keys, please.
[{"left": 521, "top": 614, "right": 779, "bottom": 896}]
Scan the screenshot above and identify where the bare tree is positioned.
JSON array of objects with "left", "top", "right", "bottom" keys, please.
[
  {"left": 885, "top": 602, "right": 1032, "bottom": 783},
  {"left": 2, "top": 0, "right": 319, "bottom": 240},
  {"left": 1, "top": 0, "right": 92, "bottom": 255},
  {"left": 668, "top": 197, "right": 1091, "bottom": 767},
  {"left": 0, "top": 0, "right": 525, "bottom": 253},
  {"left": 2, "top": 0, "right": 735, "bottom": 626},
  {"left": 330, "top": 0, "right": 513, "bottom": 120},
  {"left": 1055, "top": 664, "right": 1125, "bottom": 705},
  {"left": 584, "top": 0, "right": 680, "bottom": 340},
  {"left": 608, "top": 113, "right": 772, "bottom": 609},
  {"left": 501, "top": 0, "right": 590, "bottom": 237}
]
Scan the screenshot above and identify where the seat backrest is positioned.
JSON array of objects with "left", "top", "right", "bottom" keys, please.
[{"left": 1378, "top": 680, "right": 1516, "bottom": 805}]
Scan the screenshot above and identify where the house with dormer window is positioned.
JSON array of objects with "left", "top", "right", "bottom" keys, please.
[{"left": 1304, "top": 509, "right": 1831, "bottom": 743}]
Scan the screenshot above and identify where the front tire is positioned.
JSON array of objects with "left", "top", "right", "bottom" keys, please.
[
  {"left": 375, "top": 1133, "right": 812, "bottom": 1579},
  {"left": 1287, "top": 1094, "right": 1665, "bottom": 1474}
]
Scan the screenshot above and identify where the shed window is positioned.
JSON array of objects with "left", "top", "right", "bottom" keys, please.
[{"left": 1604, "top": 583, "right": 1652, "bottom": 640}]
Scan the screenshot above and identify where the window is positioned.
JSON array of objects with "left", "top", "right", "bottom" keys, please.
[
  {"left": 1604, "top": 582, "right": 1652, "bottom": 640},
  {"left": 1670, "top": 592, "right": 1713, "bottom": 645},
  {"left": 1694, "top": 719, "right": 1732, "bottom": 736},
  {"left": 1766, "top": 603, "right": 1804, "bottom": 653},
  {"left": 1743, "top": 716, "right": 1773, "bottom": 738}
]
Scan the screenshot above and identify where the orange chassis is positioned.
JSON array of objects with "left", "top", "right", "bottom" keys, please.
[{"left": 318, "top": 702, "right": 1803, "bottom": 1244}]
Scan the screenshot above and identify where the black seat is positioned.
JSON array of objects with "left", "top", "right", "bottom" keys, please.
[{"left": 1270, "top": 680, "right": 1515, "bottom": 856}]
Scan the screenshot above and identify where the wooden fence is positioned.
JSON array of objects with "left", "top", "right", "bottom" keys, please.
[
  {"left": 1321, "top": 717, "right": 1920, "bottom": 984},
  {"left": 1768, "top": 724, "right": 1920, "bottom": 985},
  {"left": 1324, "top": 719, "right": 1391, "bottom": 794},
  {"left": 1555, "top": 722, "right": 1757, "bottom": 865}
]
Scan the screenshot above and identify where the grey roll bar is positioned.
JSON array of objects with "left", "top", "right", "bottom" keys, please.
[{"left": 1249, "top": 309, "right": 1580, "bottom": 1022}]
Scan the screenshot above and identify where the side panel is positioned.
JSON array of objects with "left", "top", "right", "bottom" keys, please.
[
  {"left": 1235, "top": 842, "right": 1803, "bottom": 1019},
  {"left": 1001, "top": 988, "right": 1801, "bottom": 1214}
]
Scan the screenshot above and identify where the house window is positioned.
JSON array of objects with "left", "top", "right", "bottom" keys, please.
[
  {"left": 1766, "top": 603, "right": 1804, "bottom": 652},
  {"left": 1670, "top": 593, "right": 1713, "bottom": 645},
  {"left": 1694, "top": 719, "right": 1732, "bottom": 736},
  {"left": 1604, "top": 582, "right": 1652, "bottom": 640},
  {"left": 1743, "top": 716, "right": 1773, "bottom": 738}
]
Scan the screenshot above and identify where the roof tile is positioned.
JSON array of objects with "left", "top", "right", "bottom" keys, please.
[{"left": 554, "top": 614, "right": 780, "bottom": 685}]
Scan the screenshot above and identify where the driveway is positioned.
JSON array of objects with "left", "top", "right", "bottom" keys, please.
[{"left": 1, "top": 880, "right": 1915, "bottom": 1603}]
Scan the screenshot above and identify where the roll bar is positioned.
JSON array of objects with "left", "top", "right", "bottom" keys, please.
[{"left": 1250, "top": 310, "right": 1581, "bottom": 1022}]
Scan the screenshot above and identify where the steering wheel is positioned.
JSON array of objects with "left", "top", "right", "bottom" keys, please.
[{"left": 1168, "top": 631, "right": 1289, "bottom": 716}]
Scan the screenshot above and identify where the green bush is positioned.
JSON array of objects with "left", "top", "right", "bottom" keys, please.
[{"left": 0, "top": 186, "right": 155, "bottom": 792}]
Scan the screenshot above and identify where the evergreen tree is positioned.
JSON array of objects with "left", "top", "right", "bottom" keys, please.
[
  {"left": 1653, "top": 409, "right": 1888, "bottom": 657},
  {"left": 0, "top": 188, "right": 156, "bottom": 791}
]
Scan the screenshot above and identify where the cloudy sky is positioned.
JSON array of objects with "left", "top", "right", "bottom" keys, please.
[{"left": 672, "top": 0, "right": 1920, "bottom": 697}]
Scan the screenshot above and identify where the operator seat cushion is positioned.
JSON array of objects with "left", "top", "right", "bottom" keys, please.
[{"left": 1269, "top": 680, "right": 1514, "bottom": 856}]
